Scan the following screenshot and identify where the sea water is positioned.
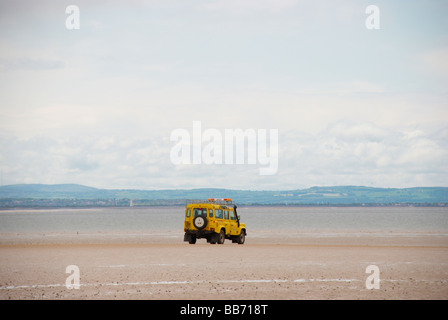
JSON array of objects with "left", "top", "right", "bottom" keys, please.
[{"left": 0, "top": 206, "right": 447, "bottom": 233}]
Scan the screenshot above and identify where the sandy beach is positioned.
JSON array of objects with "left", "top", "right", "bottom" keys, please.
[{"left": 1, "top": 230, "right": 447, "bottom": 300}]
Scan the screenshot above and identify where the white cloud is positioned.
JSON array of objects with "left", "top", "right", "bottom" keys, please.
[
  {"left": 276, "top": 122, "right": 448, "bottom": 188},
  {"left": 1, "top": 120, "right": 447, "bottom": 189}
]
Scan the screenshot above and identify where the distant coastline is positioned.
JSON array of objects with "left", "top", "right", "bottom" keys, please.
[{"left": 1, "top": 184, "right": 447, "bottom": 208}]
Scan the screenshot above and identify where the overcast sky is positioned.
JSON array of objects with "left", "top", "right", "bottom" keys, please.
[{"left": 0, "top": 0, "right": 447, "bottom": 190}]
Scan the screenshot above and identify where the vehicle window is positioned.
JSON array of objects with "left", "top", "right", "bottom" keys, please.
[
  {"left": 209, "top": 209, "right": 213, "bottom": 218},
  {"left": 215, "top": 209, "right": 223, "bottom": 219},
  {"left": 193, "top": 208, "right": 207, "bottom": 217},
  {"left": 224, "top": 210, "right": 229, "bottom": 219},
  {"left": 186, "top": 209, "right": 190, "bottom": 217},
  {"left": 230, "top": 210, "right": 235, "bottom": 220}
]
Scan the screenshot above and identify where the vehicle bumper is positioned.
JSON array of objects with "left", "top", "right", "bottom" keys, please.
[{"left": 184, "top": 229, "right": 215, "bottom": 240}]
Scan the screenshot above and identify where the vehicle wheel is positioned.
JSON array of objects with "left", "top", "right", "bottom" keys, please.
[
  {"left": 193, "top": 216, "right": 207, "bottom": 230},
  {"left": 189, "top": 236, "right": 197, "bottom": 244},
  {"left": 237, "top": 231, "right": 245, "bottom": 244},
  {"left": 209, "top": 233, "right": 218, "bottom": 244},
  {"left": 217, "top": 229, "right": 225, "bottom": 244}
]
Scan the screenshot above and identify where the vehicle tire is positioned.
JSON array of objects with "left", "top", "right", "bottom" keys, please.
[
  {"left": 193, "top": 216, "right": 207, "bottom": 230},
  {"left": 217, "top": 229, "right": 225, "bottom": 244},
  {"left": 189, "top": 236, "right": 197, "bottom": 244},
  {"left": 237, "top": 231, "right": 245, "bottom": 244},
  {"left": 210, "top": 233, "right": 218, "bottom": 244}
]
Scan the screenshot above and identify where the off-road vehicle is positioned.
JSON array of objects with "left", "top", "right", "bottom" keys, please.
[{"left": 183, "top": 198, "right": 246, "bottom": 244}]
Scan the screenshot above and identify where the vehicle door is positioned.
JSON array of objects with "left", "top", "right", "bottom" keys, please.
[
  {"left": 223, "top": 208, "right": 230, "bottom": 235},
  {"left": 192, "top": 207, "right": 207, "bottom": 230},
  {"left": 185, "top": 208, "right": 191, "bottom": 230},
  {"left": 215, "top": 208, "right": 224, "bottom": 232},
  {"left": 228, "top": 208, "right": 238, "bottom": 235}
]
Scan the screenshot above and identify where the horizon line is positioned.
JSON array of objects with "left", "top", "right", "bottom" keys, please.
[{"left": 1, "top": 183, "right": 448, "bottom": 191}]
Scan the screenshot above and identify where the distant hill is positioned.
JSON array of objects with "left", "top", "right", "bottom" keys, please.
[
  {"left": 0, "top": 184, "right": 447, "bottom": 207},
  {"left": 0, "top": 184, "right": 98, "bottom": 198}
]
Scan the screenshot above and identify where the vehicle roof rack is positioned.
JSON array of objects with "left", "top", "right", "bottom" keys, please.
[{"left": 186, "top": 198, "right": 235, "bottom": 205}]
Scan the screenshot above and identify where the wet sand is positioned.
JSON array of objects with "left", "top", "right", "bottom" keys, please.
[{"left": 0, "top": 231, "right": 447, "bottom": 300}]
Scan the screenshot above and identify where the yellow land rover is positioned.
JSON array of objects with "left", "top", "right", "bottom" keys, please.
[{"left": 183, "top": 199, "right": 246, "bottom": 244}]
